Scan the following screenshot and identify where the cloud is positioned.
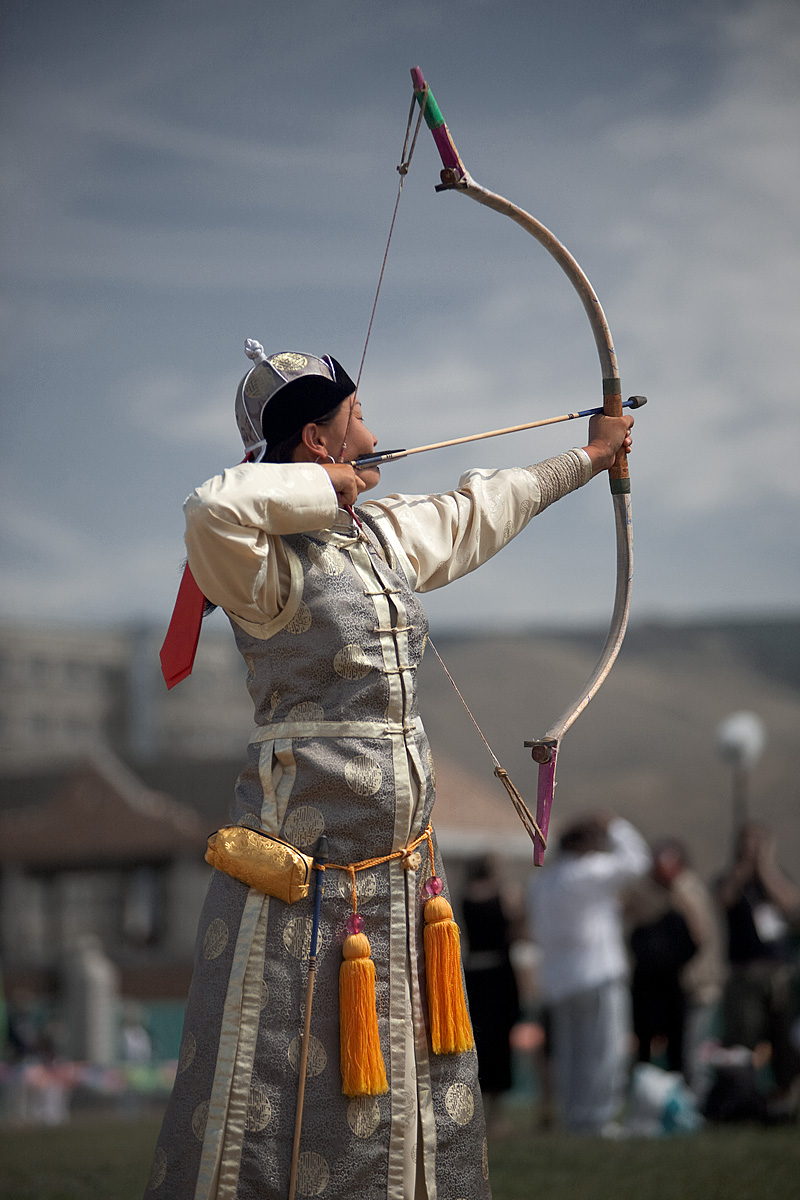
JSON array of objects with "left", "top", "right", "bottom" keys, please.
[
  {"left": 0, "top": 483, "right": 183, "bottom": 622},
  {"left": 1, "top": 0, "right": 797, "bottom": 628},
  {"left": 120, "top": 368, "right": 234, "bottom": 444},
  {"left": 600, "top": 4, "right": 800, "bottom": 512},
  {"left": 414, "top": 0, "right": 800, "bottom": 520}
]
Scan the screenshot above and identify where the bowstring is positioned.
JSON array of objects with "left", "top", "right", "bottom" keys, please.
[
  {"left": 343, "top": 87, "right": 543, "bottom": 852},
  {"left": 337, "top": 86, "right": 429, "bottom": 462},
  {"left": 425, "top": 640, "right": 545, "bottom": 851}
]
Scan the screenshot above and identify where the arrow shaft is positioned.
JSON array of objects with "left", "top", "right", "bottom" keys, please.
[{"left": 351, "top": 397, "right": 644, "bottom": 468}]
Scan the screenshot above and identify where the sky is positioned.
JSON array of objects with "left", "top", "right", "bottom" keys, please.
[{"left": 1, "top": 0, "right": 798, "bottom": 636}]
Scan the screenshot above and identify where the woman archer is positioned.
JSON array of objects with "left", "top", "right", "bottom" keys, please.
[{"left": 145, "top": 344, "right": 633, "bottom": 1200}]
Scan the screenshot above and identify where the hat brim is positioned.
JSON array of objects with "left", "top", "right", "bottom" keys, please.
[{"left": 260, "top": 372, "right": 355, "bottom": 452}]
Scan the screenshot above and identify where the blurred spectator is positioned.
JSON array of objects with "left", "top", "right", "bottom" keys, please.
[
  {"left": 120, "top": 1003, "right": 152, "bottom": 1066},
  {"left": 21, "top": 1036, "right": 71, "bottom": 1125},
  {"left": 119, "top": 1002, "right": 153, "bottom": 1118},
  {"left": 628, "top": 880, "right": 696, "bottom": 1075},
  {"left": 5, "top": 989, "right": 41, "bottom": 1064},
  {"left": 657, "top": 840, "right": 726, "bottom": 1095},
  {"left": 626, "top": 839, "right": 725, "bottom": 1094},
  {"left": 716, "top": 822, "right": 800, "bottom": 1103},
  {"left": 2, "top": 995, "right": 72, "bottom": 1126},
  {"left": 461, "top": 856, "right": 521, "bottom": 1136},
  {"left": 528, "top": 812, "right": 650, "bottom": 1134}
]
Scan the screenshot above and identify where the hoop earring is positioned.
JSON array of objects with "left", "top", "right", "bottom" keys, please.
[{"left": 318, "top": 454, "right": 336, "bottom": 464}]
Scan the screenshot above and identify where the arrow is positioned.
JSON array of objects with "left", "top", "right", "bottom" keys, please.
[{"left": 351, "top": 396, "right": 646, "bottom": 469}]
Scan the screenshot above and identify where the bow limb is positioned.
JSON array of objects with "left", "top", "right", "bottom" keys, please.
[{"left": 411, "top": 68, "right": 633, "bottom": 864}]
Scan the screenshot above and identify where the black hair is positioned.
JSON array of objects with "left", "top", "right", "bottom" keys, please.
[
  {"left": 465, "top": 856, "right": 493, "bottom": 883},
  {"left": 559, "top": 817, "right": 608, "bottom": 856},
  {"left": 263, "top": 401, "right": 343, "bottom": 463}
]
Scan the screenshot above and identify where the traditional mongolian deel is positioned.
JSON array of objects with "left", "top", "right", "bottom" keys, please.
[
  {"left": 151, "top": 66, "right": 638, "bottom": 1200},
  {"left": 148, "top": 508, "right": 494, "bottom": 1200},
  {"left": 149, "top": 440, "right": 594, "bottom": 1200}
]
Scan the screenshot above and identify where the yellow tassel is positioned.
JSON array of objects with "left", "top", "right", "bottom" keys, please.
[
  {"left": 339, "top": 931, "right": 389, "bottom": 1097},
  {"left": 423, "top": 895, "right": 474, "bottom": 1055}
]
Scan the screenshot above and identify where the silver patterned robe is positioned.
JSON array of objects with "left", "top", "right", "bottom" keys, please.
[{"left": 147, "top": 452, "right": 593, "bottom": 1200}]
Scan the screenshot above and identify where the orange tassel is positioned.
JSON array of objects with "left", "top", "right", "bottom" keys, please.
[
  {"left": 423, "top": 895, "right": 474, "bottom": 1055},
  {"left": 339, "top": 931, "right": 389, "bottom": 1097}
]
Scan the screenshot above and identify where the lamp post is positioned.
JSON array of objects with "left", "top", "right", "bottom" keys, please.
[{"left": 715, "top": 711, "right": 766, "bottom": 834}]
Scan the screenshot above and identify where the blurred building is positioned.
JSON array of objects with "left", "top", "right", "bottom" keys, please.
[
  {"left": 0, "top": 619, "right": 529, "bottom": 1066},
  {"left": 0, "top": 618, "right": 246, "bottom": 1063},
  {"left": 0, "top": 750, "right": 210, "bottom": 1062},
  {"left": 0, "top": 623, "right": 129, "bottom": 774},
  {"left": 0, "top": 617, "right": 252, "bottom": 772}
]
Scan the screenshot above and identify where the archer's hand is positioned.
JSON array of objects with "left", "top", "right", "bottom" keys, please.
[
  {"left": 585, "top": 413, "right": 634, "bottom": 476},
  {"left": 320, "top": 462, "right": 368, "bottom": 508}
]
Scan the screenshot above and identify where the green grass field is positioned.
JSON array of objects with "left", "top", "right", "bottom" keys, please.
[{"left": 0, "top": 1111, "right": 797, "bottom": 1199}]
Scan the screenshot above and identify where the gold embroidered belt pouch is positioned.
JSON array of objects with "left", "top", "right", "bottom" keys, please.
[{"left": 205, "top": 827, "right": 313, "bottom": 904}]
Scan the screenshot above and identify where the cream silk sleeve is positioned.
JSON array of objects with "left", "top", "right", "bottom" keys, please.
[
  {"left": 362, "top": 450, "right": 592, "bottom": 592},
  {"left": 183, "top": 462, "right": 339, "bottom": 624},
  {"left": 182, "top": 450, "right": 592, "bottom": 623}
]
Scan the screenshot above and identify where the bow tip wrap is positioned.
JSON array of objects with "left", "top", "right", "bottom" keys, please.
[{"left": 529, "top": 740, "right": 558, "bottom": 867}]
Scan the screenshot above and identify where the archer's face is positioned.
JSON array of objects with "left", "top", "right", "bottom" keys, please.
[{"left": 326, "top": 397, "right": 381, "bottom": 490}]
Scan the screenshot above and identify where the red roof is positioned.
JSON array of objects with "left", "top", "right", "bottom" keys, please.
[
  {"left": 0, "top": 749, "right": 208, "bottom": 869},
  {"left": 431, "top": 754, "right": 535, "bottom": 860},
  {"left": 0, "top": 748, "right": 532, "bottom": 870}
]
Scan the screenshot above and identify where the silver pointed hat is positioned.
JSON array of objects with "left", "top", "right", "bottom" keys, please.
[{"left": 235, "top": 340, "right": 356, "bottom": 460}]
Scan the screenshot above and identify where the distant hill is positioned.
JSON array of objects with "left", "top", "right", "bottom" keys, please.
[
  {"left": 415, "top": 616, "right": 800, "bottom": 881},
  {"left": 554, "top": 616, "right": 800, "bottom": 694},
  {"left": 2, "top": 615, "right": 796, "bottom": 886}
]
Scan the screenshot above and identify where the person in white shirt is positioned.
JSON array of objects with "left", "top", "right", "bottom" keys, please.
[{"left": 528, "top": 813, "right": 650, "bottom": 1134}]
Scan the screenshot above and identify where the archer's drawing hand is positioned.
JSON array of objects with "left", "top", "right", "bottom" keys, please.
[
  {"left": 321, "top": 462, "right": 369, "bottom": 507},
  {"left": 585, "top": 413, "right": 634, "bottom": 476}
]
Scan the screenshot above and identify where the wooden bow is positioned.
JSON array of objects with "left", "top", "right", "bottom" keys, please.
[{"left": 410, "top": 67, "right": 635, "bottom": 864}]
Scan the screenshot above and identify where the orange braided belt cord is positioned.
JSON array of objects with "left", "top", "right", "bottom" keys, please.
[{"left": 323, "top": 824, "right": 434, "bottom": 912}]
